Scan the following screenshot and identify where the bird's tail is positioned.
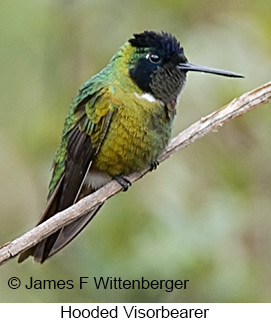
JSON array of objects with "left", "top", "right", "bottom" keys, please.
[{"left": 17, "top": 204, "right": 103, "bottom": 264}]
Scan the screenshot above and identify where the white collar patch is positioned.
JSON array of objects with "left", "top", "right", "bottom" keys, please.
[{"left": 134, "top": 92, "right": 157, "bottom": 103}]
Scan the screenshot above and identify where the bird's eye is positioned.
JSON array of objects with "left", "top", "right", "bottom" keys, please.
[{"left": 147, "top": 53, "right": 161, "bottom": 64}]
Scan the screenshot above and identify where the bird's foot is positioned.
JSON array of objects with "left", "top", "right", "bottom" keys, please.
[
  {"left": 114, "top": 176, "right": 131, "bottom": 191},
  {"left": 150, "top": 160, "right": 159, "bottom": 171}
]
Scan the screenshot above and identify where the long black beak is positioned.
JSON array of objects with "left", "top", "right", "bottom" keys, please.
[{"left": 178, "top": 62, "right": 244, "bottom": 78}]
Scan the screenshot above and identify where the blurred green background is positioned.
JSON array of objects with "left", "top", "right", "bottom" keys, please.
[{"left": 0, "top": 0, "right": 271, "bottom": 302}]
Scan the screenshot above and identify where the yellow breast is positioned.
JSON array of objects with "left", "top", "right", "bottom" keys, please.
[{"left": 92, "top": 87, "right": 173, "bottom": 176}]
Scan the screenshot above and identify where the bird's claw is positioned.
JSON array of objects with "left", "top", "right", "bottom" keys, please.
[
  {"left": 114, "top": 176, "right": 131, "bottom": 191},
  {"left": 150, "top": 160, "right": 159, "bottom": 171}
]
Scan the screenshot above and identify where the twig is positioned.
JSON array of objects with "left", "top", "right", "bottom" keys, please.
[{"left": 0, "top": 81, "right": 270, "bottom": 266}]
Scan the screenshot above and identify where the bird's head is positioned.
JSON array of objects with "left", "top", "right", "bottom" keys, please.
[{"left": 128, "top": 31, "right": 243, "bottom": 105}]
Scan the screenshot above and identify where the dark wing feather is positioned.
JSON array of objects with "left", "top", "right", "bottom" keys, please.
[
  {"left": 33, "top": 127, "right": 95, "bottom": 263},
  {"left": 18, "top": 86, "right": 115, "bottom": 263},
  {"left": 59, "top": 125, "right": 94, "bottom": 209},
  {"left": 18, "top": 127, "right": 95, "bottom": 263}
]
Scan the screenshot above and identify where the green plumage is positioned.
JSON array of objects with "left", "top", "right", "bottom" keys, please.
[
  {"left": 18, "top": 31, "right": 242, "bottom": 263},
  {"left": 49, "top": 42, "right": 173, "bottom": 193}
]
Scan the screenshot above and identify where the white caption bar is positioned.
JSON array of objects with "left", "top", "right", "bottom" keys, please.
[{"left": 1, "top": 303, "right": 271, "bottom": 322}]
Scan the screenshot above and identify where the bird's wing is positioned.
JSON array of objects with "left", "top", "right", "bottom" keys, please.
[{"left": 18, "top": 85, "right": 118, "bottom": 263}]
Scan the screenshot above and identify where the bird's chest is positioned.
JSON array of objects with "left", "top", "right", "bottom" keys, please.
[{"left": 92, "top": 93, "right": 174, "bottom": 176}]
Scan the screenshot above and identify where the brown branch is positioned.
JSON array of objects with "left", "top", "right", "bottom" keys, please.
[{"left": 1, "top": 81, "right": 270, "bottom": 266}]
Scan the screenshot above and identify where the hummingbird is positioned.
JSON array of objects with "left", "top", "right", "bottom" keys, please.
[{"left": 18, "top": 31, "right": 243, "bottom": 263}]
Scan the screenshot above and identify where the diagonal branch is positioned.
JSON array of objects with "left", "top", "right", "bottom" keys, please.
[{"left": 0, "top": 81, "right": 270, "bottom": 266}]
